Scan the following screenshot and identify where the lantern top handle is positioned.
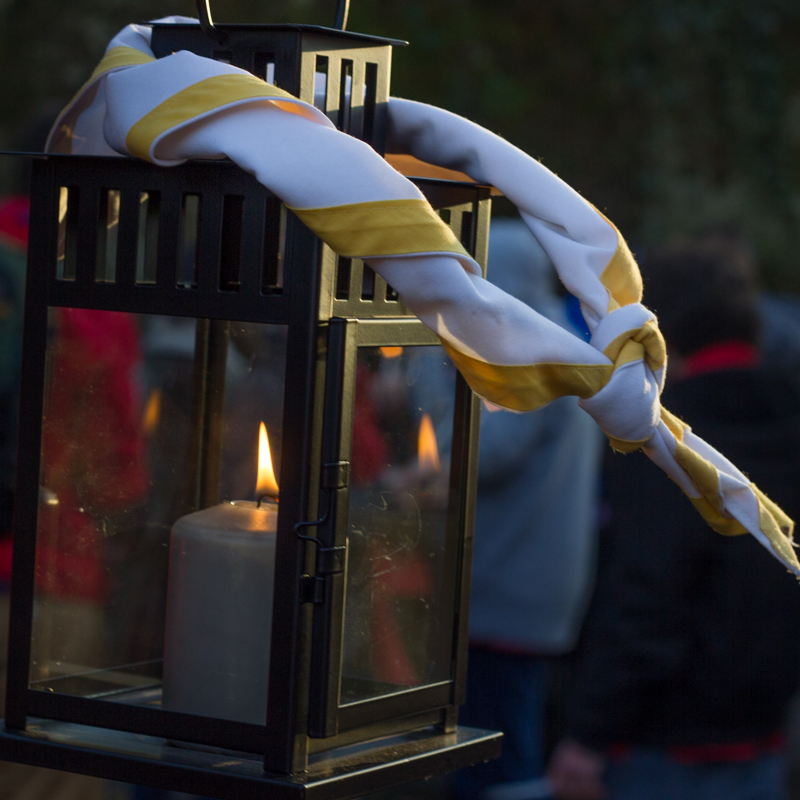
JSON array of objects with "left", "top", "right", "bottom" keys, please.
[
  {"left": 195, "top": 0, "right": 226, "bottom": 43},
  {"left": 195, "top": 0, "right": 351, "bottom": 43},
  {"left": 334, "top": 0, "right": 350, "bottom": 30}
]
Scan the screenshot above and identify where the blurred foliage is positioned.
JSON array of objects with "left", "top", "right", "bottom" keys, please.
[{"left": 2, "top": 0, "right": 800, "bottom": 288}]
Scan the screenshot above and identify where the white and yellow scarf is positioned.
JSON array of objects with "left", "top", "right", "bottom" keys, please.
[{"left": 48, "top": 19, "right": 799, "bottom": 575}]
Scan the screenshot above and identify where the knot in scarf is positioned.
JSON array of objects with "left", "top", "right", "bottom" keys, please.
[{"left": 579, "top": 303, "right": 667, "bottom": 453}]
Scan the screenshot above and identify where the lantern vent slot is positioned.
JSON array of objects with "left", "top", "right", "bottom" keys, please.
[
  {"left": 439, "top": 209, "right": 451, "bottom": 225},
  {"left": 385, "top": 283, "right": 399, "bottom": 302},
  {"left": 460, "top": 210, "right": 475, "bottom": 252},
  {"left": 335, "top": 256, "right": 352, "bottom": 299},
  {"left": 219, "top": 194, "right": 243, "bottom": 292},
  {"left": 135, "top": 191, "right": 160, "bottom": 285},
  {"left": 339, "top": 60, "right": 353, "bottom": 132},
  {"left": 314, "top": 56, "right": 329, "bottom": 112},
  {"left": 56, "top": 186, "right": 79, "bottom": 281},
  {"left": 262, "top": 198, "right": 285, "bottom": 294},
  {"left": 360, "top": 264, "right": 375, "bottom": 300},
  {"left": 95, "top": 189, "right": 119, "bottom": 283},
  {"left": 363, "top": 63, "right": 378, "bottom": 144},
  {"left": 177, "top": 193, "right": 201, "bottom": 289},
  {"left": 254, "top": 52, "right": 275, "bottom": 84}
]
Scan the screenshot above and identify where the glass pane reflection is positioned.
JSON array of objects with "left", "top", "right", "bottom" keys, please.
[
  {"left": 30, "top": 309, "right": 285, "bottom": 724},
  {"left": 341, "top": 345, "right": 457, "bottom": 705}
]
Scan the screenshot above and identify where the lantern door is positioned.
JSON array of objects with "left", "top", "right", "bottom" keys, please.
[
  {"left": 303, "top": 182, "right": 489, "bottom": 741},
  {"left": 305, "top": 318, "right": 480, "bottom": 739}
]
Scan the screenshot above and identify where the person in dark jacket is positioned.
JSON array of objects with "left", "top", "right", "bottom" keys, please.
[
  {"left": 452, "top": 219, "right": 603, "bottom": 800},
  {"left": 547, "top": 239, "right": 800, "bottom": 800}
]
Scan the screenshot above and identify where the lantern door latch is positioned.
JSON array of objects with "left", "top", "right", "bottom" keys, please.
[
  {"left": 296, "top": 460, "right": 349, "bottom": 603},
  {"left": 299, "top": 543, "right": 347, "bottom": 604}
]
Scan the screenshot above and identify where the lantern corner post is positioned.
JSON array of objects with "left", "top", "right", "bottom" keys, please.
[
  {"left": 4, "top": 157, "right": 58, "bottom": 731},
  {"left": 263, "top": 211, "right": 327, "bottom": 775}
]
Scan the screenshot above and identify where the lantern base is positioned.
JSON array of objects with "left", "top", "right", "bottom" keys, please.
[{"left": 0, "top": 719, "right": 501, "bottom": 799}]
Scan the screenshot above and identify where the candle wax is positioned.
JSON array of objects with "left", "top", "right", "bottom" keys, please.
[{"left": 162, "top": 500, "right": 277, "bottom": 725}]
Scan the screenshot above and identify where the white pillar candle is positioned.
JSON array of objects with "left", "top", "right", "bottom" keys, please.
[{"left": 161, "top": 500, "right": 278, "bottom": 724}]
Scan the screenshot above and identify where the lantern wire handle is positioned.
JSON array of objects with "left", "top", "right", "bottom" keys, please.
[
  {"left": 334, "top": 0, "right": 350, "bottom": 30},
  {"left": 294, "top": 508, "right": 329, "bottom": 544},
  {"left": 196, "top": 0, "right": 227, "bottom": 44}
]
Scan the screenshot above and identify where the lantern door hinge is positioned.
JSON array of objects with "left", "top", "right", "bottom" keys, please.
[
  {"left": 295, "top": 463, "right": 349, "bottom": 604},
  {"left": 316, "top": 544, "right": 346, "bottom": 575},
  {"left": 299, "top": 543, "right": 347, "bottom": 604},
  {"left": 300, "top": 574, "right": 325, "bottom": 604},
  {"left": 321, "top": 460, "right": 350, "bottom": 490}
]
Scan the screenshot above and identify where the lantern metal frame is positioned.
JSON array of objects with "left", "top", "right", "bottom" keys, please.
[
  {"left": 0, "top": 18, "right": 502, "bottom": 798},
  {"left": 0, "top": 153, "right": 499, "bottom": 795}
]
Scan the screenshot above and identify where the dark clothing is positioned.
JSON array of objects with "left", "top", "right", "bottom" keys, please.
[
  {"left": 454, "top": 646, "right": 548, "bottom": 800},
  {"left": 0, "top": 202, "right": 27, "bottom": 537},
  {"left": 566, "top": 367, "right": 800, "bottom": 751},
  {"left": 603, "top": 748, "right": 783, "bottom": 800}
]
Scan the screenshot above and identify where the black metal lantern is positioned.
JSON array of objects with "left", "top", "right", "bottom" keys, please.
[{"left": 0, "top": 5, "right": 500, "bottom": 797}]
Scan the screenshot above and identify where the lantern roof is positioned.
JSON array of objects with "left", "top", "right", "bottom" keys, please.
[{"left": 149, "top": 21, "right": 407, "bottom": 48}]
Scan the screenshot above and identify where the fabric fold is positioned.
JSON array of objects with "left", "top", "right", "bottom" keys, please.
[{"left": 47, "top": 21, "right": 798, "bottom": 576}]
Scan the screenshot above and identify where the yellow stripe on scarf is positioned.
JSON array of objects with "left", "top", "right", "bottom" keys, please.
[
  {"left": 602, "top": 321, "right": 667, "bottom": 373},
  {"left": 660, "top": 407, "right": 798, "bottom": 571},
  {"left": 126, "top": 73, "right": 317, "bottom": 161},
  {"left": 49, "top": 46, "right": 156, "bottom": 154},
  {"left": 660, "top": 407, "right": 749, "bottom": 537},
  {"left": 753, "top": 486, "right": 797, "bottom": 566},
  {"left": 291, "top": 199, "right": 471, "bottom": 261},
  {"left": 441, "top": 342, "right": 613, "bottom": 412},
  {"left": 597, "top": 210, "right": 644, "bottom": 312},
  {"left": 90, "top": 46, "right": 155, "bottom": 81}
]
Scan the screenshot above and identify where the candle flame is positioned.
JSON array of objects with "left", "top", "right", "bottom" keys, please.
[
  {"left": 141, "top": 388, "right": 161, "bottom": 436},
  {"left": 418, "top": 413, "right": 441, "bottom": 473},
  {"left": 256, "top": 422, "right": 279, "bottom": 498},
  {"left": 380, "top": 346, "right": 403, "bottom": 359}
]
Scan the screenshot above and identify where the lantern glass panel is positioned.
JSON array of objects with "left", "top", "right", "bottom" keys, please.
[
  {"left": 28, "top": 308, "right": 286, "bottom": 725},
  {"left": 341, "top": 345, "right": 457, "bottom": 705}
]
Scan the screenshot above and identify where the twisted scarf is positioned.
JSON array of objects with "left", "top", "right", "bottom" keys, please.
[{"left": 47, "top": 18, "right": 799, "bottom": 575}]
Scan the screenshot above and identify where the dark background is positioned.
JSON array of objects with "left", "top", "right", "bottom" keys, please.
[{"left": 1, "top": 0, "right": 800, "bottom": 289}]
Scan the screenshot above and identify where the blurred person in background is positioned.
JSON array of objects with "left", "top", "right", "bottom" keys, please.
[
  {"left": 760, "top": 291, "right": 800, "bottom": 388},
  {"left": 452, "top": 218, "right": 604, "bottom": 800},
  {"left": 547, "top": 239, "right": 800, "bottom": 800},
  {"left": 697, "top": 227, "right": 800, "bottom": 392}
]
